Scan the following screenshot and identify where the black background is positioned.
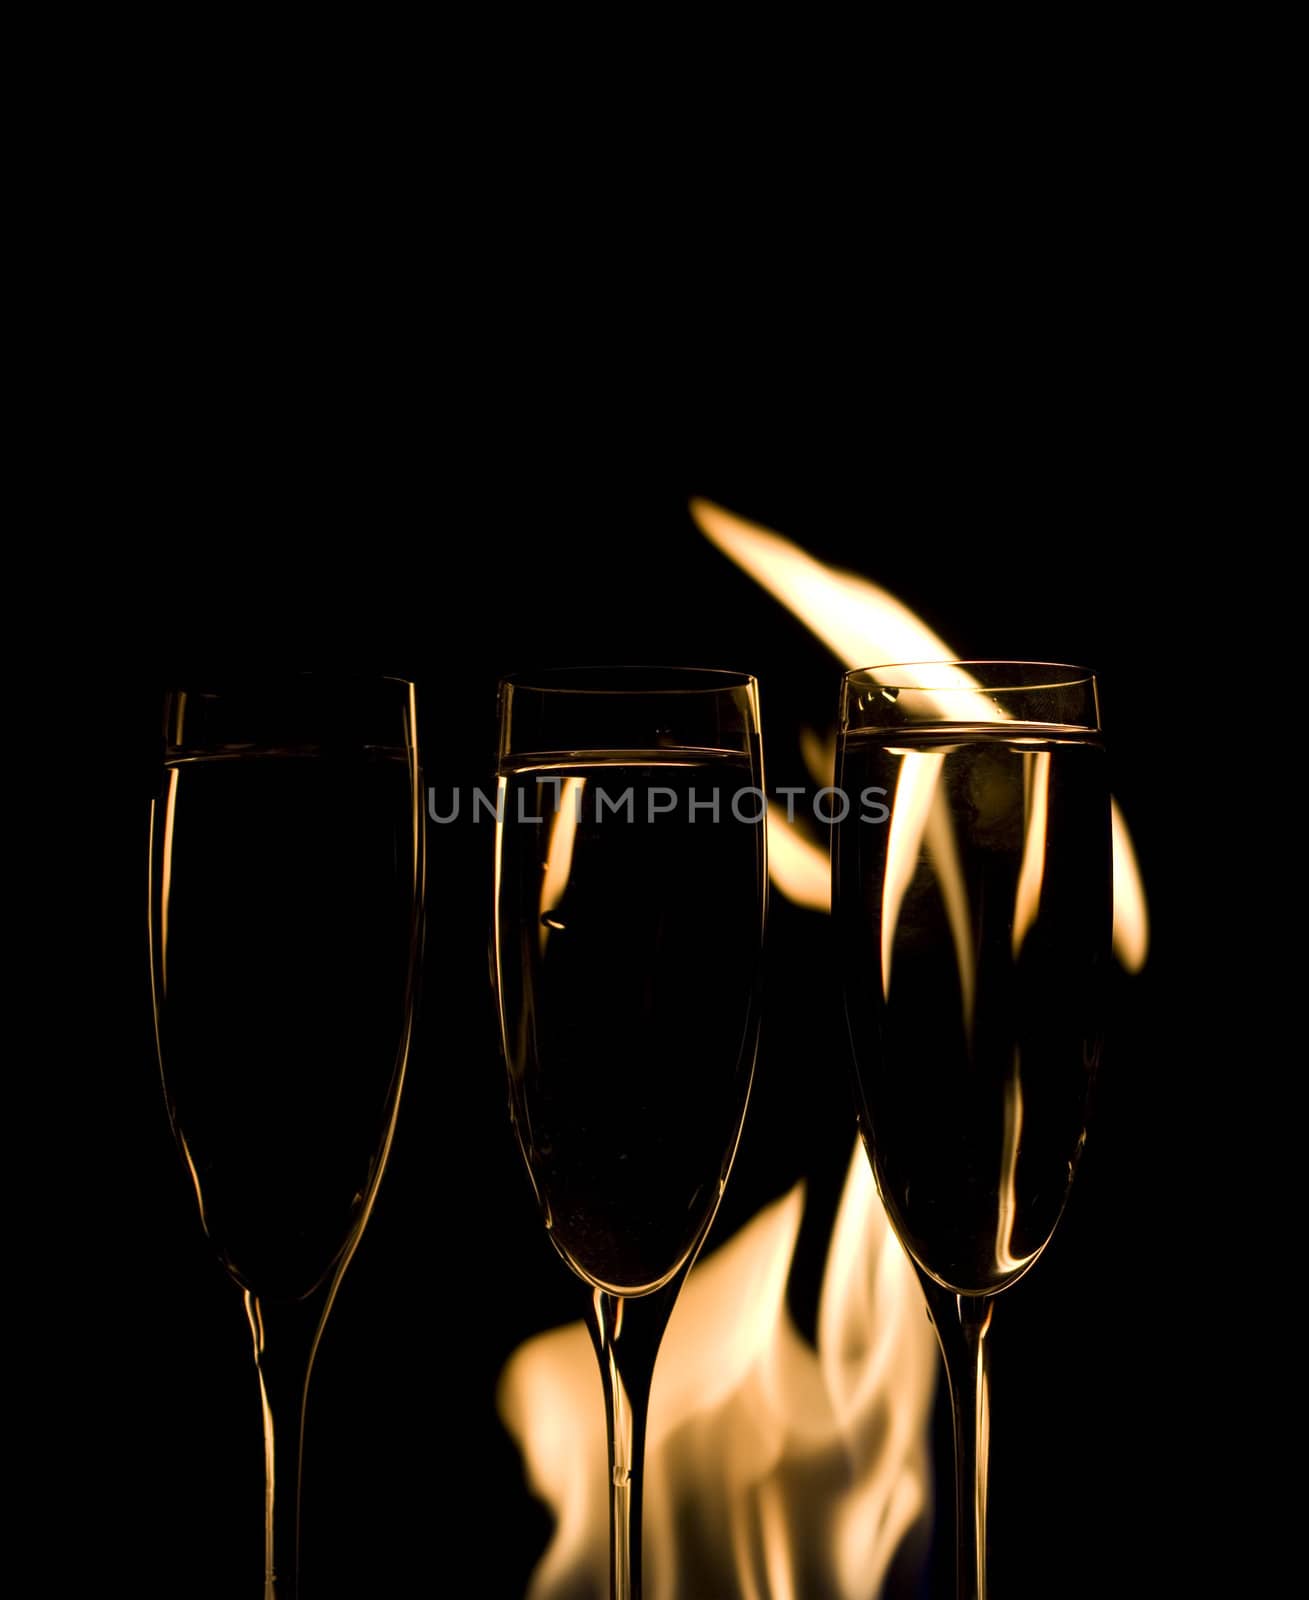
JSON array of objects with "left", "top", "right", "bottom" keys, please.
[{"left": 52, "top": 375, "right": 1253, "bottom": 1599}]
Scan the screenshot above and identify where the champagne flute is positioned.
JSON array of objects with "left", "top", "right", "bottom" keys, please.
[
  {"left": 833, "top": 662, "right": 1111, "bottom": 1600},
  {"left": 492, "top": 667, "right": 767, "bottom": 1600},
  {"left": 148, "top": 675, "right": 424, "bottom": 1598}
]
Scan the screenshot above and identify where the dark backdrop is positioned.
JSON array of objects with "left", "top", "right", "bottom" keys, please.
[{"left": 55, "top": 392, "right": 1242, "bottom": 1599}]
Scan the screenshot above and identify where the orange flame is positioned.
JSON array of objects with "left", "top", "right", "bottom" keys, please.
[
  {"left": 690, "top": 497, "right": 1150, "bottom": 972},
  {"left": 499, "top": 1144, "right": 936, "bottom": 1599}
]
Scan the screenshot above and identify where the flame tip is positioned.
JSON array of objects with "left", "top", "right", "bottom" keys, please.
[{"left": 697, "top": 503, "right": 1149, "bottom": 970}]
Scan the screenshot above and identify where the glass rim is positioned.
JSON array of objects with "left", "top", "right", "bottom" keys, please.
[
  {"left": 161, "top": 673, "right": 419, "bottom": 754},
  {"left": 162, "top": 671, "right": 416, "bottom": 695},
  {"left": 842, "top": 660, "right": 1096, "bottom": 691},
  {"left": 499, "top": 665, "right": 758, "bottom": 696}
]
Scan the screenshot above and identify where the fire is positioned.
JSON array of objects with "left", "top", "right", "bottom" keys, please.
[
  {"left": 765, "top": 810, "right": 830, "bottom": 913},
  {"left": 540, "top": 776, "right": 586, "bottom": 952},
  {"left": 497, "top": 500, "right": 1151, "bottom": 1599},
  {"left": 1012, "top": 752, "right": 1051, "bottom": 960},
  {"left": 499, "top": 1145, "right": 937, "bottom": 1600},
  {"left": 691, "top": 496, "right": 1150, "bottom": 973},
  {"left": 1110, "top": 802, "right": 1149, "bottom": 974},
  {"left": 689, "top": 500, "right": 956, "bottom": 670}
]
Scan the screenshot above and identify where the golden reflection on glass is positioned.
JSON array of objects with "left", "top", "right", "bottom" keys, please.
[
  {"left": 993, "top": 1061, "right": 1027, "bottom": 1278},
  {"left": 539, "top": 775, "right": 586, "bottom": 951},
  {"left": 881, "top": 753, "right": 943, "bottom": 1000},
  {"left": 1012, "top": 750, "right": 1052, "bottom": 959}
]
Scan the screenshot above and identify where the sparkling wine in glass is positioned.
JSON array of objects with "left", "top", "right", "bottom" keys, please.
[
  {"left": 493, "top": 667, "right": 767, "bottom": 1600},
  {"left": 834, "top": 662, "right": 1111, "bottom": 1600},
  {"left": 148, "top": 676, "right": 424, "bottom": 1598}
]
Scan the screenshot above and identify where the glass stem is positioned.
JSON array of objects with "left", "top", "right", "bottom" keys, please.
[
  {"left": 586, "top": 1279, "right": 681, "bottom": 1600},
  {"left": 920, "top": 1273, "right": 994, "bottom": 1600},
  {"left": 244, "top": 1287, "right": 332, "bottom": 1600}
]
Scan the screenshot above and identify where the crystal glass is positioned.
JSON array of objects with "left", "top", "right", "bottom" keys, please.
[
  {"left": 149, "top": 675, "right": 424, "bottom": 1597},
  {"left": 834, "top": 661, "right": 1111, "bottom": 1599},
  {"left": 493, "top": 667, "right": 767, "bottom": 1599}
]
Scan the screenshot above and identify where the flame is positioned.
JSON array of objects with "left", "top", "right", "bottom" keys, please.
[
  {"left": 879, "top": 754, "right": 939, "bottom": 999},
  {"left": 497, "top": 500, "right": 1152, "bottom": 1599},
  {"left": 691, "top": 496, "right": 1150, "bottom": 971},
  {"left": 690, "top": 499, "right": 956, "bottom": 669},
  {"left": 539, "top": 776, "right": 586, "bottom": 953},
  {"left": 1110, "top": 799, "right": 1149, "bottom": 973},
  {"left": 765, "top": 809, "right": 830, "bottom": 913},
  {"left": 799, "top": 727, "right": 836, "bottom": 788},
  {"left": 499, "top": 1143, "right": 936, "bottom": 1599},
  {"left": 1012, "top": 750, "right": 1051, "bottom": 960},
  {"left": 993, "top": 1058, "right": 1028, "bottom": 1277}
]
